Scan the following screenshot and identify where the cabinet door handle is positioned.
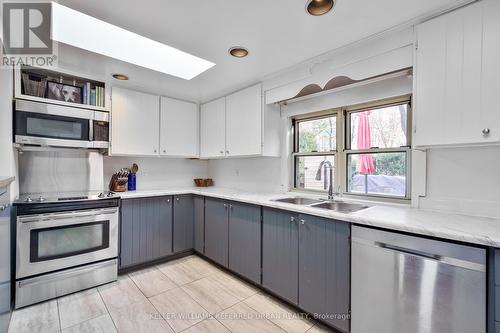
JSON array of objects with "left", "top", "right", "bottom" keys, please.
[
  {"left": 176, "top": 197, "right": 180, "bottom": 202},
  {"left": 0, "top": 204, "right": 8, "bottom": 211},
  {"left": 223, "top": 203, "right": 227, "bottom": 208},
  {"left": 482, "top": 128, "right": 491, "bottom": 136},
  {"left": 166, "top": 199, "right": 171, "bottom": 203},
  {"left": 290, "top": 216, "right": 295, "bottom": 222},
  {"left": 154, "top": 149, "right": 157, "bottom": 153},
  {"left": 226, "top": 150, "right": 229, "bottom": 155},
  {"left": 163, "top": 149, "right": 166, "bottom": 153},
  {"left": 300, "top": 219, "right": 305, "bottom": 225},
  {"left": 229, "top": 204, "right": 233, "bottom": 209},
  {"left": 220, "top": 150, "right": 224, "bottom": 155}
]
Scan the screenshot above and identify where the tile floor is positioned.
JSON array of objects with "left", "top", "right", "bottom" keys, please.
[{"left": 7, "top": 255, "right": 336, "bottom": 333}]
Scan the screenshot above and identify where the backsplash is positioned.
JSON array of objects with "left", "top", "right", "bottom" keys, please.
[
  {"left": 103, "top": 156, "right": 208, "bottom": 190},
  {"left": 207, "top": 157, "right": 284, "bottom": 193},
  {"left": 18, "top": 150, "right": 104, "bottom": 194},
  {"left": 420, "top": 146, "right": 500, "bottom": 219}
]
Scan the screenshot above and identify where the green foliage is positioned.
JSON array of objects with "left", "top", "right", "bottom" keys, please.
[
  {"left": 299, "top": 131, "right": 317, "bottom": 152},
  {"left": 373, "top": 153, "right": 405, "bottom": 176}
]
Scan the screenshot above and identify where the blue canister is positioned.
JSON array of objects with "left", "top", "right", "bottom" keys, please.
[{"left": 128, "top": 173, "right": 136, "bottom": 191}]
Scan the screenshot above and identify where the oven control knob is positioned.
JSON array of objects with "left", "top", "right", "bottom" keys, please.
[
  {"left": 37, "top": 196, "right": 45, "bottom": 202},
  {"left": 25, "top": 196, "right": 33, "bottom": 203},
  {"left": 98, "top": 193, "right": 105, "bottom": 198}
]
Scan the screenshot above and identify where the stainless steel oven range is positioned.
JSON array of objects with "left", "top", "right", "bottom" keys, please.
[{"left": 13, "top": 192, "right": 119, "bottom": 308}]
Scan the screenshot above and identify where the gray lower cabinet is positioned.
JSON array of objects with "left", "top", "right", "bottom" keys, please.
[
  {"left": 228, "top": 202, "right": 261, "bottom": 284},
  {"left": 194, "top": 196, "right": 205, "bottom": 253},
  {"left": 262, "top": 208, "right": 299, "bottom": 304},
  {"left": 173, "top": 195, "right": 194, "bottom": 253},
  {"left": 120, "top": 196, "right": 173, "bottom": 269},
  {"left": 205, "top": 198, "right": 229, "bottom": 267},
  {"left": 298, "top": 214, "right": 350, "bottom": 332}
]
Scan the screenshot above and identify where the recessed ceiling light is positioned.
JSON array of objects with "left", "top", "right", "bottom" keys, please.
[
  {"left": 112, "top": 74, "right": 129, "bottom": 80},
  {"left": 51, "top": 2, "right": 215, "bottom": 80},
  {"left": 306, "top": 0, "right": 335, "bottom": 16},
  {"left": 229, "top": 47, "right": 249, "bottom": 58}
]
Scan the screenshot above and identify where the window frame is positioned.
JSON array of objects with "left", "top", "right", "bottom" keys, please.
[
  {"left": 291, "top": 95, "right": 412, "bottom": 201},
  {"left": 292, "top": 110, "right": 341, "bottom": 193}
]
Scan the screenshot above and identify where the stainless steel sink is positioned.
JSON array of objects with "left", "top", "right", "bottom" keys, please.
[
  {"left": 271, "top": 197, "right": 323, "bottom": 205},
  {"left": 311, "top": 201, "right": 370, "bottom": 213}
]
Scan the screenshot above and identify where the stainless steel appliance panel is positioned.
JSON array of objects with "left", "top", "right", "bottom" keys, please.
[
  {"left": 18, "top": 150, "right": 104, "bottom": 194},
  {"left": 15, "top": 259, "right": 117, "bottom": 309},
  {"left": 16, "top": 207, "right": 118, "bottom": 278},
  {"left": 0, "top": 189, "right": 10, "bottom": 333},
  {"left": 351, "top": 226, "right": 486, "bottom": 333}
]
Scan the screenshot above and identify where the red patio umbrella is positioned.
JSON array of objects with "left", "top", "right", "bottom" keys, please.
[{"left": 356, "top": 111, "right": 375, "bottom": 174}]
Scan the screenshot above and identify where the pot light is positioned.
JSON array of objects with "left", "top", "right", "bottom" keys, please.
[
  {"left": 51, "top": 3, "right": 215, "bottom": 80},
  {"left": 229, "top": 47, "right": 249, "bottom": 58},
  {"left": 112, "top": 74, "right": 129, "bottom": 80},
  {"left": 306, "top": 0, "right": 335, "bottom": 16}
]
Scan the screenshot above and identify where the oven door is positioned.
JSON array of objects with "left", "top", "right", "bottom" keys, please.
[
  {"left": 16, "top": 208, "right": 118, "bottom": 279},
  {"left": 14, "top": 99, "right": 93, "bottom": 148}
]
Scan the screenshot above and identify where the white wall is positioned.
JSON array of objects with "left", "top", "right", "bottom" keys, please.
[
  {"left": 419, "top": 146, "right": 500, "bottom": 218},
  {"left": 103, "top": 156, "right": 208, "bottom": 190},
  {"left": 0, "top": 67, "right": 18, "bottom": 200},
  {"left": 208, "top": 157, "right": 283, "bottom": 193}
]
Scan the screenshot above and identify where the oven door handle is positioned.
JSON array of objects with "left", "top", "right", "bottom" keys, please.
[{"left": 18, "top": 208, "right": 118, "bottom": 223}]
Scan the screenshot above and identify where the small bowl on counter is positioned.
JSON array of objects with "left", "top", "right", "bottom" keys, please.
[{"left": 194, "top": 178, "right": 214, "bottom": 187}]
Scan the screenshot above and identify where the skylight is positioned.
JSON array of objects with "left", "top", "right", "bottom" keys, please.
[{"left": 51, "top": 2, "right": 215, "bottom": 80}]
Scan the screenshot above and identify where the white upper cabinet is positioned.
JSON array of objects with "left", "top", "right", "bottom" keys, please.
[
  {"left": 415, "top": 0, "right": 500, "bottom": 147},
  {"left": 226, "top": 83, "right": 263, "bottom": 157},
  {"left": 111, "top": 87, "right": 160, "bottom": 156},
  {"left": 199, "top": 83, "right": 279, "bottom": 159},
  {"left": 160, "top": 97, "right": 199, "bottom": 157},
  {"left": 200, "top": 97, "right": 226, "bottom": 158}
]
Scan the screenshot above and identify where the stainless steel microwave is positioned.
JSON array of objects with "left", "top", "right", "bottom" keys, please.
[{"left": 14, "top": 99, "right": 109, "bottom": 149}]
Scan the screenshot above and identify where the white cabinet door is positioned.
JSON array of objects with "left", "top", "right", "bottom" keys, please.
[
  {"left": 415, "top": 0, "right": 500, "bottom": 147},
  {"left": 200, "top": 97, "right": 226, "bottom": 158},
  {"left": 111, "top": 87, "right": 160, "bottom": 156},
  {"left": 479, "top": 0, "right": 500, "bottom": 143},
  {"left": 225, "top": 84, "right": 262, "bottom": 156},
  {"left": 160, "top": 97, "right": 199, "bottom": 157}
]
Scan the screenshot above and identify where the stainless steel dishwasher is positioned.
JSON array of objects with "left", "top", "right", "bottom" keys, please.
[{"left": 351, "top": 226, "right": 486, "bottom": 333}]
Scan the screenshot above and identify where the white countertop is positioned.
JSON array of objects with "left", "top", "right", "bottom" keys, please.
[
  {"left": 118, "top": 187, "right": 500, "bottom": 248},
  {"left": 0, "top": 176, "right": 15, "bottom": 189}
]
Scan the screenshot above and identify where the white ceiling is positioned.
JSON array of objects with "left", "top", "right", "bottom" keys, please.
[{"left": 56, "top": 0, "right": 466, "bottom": 103}]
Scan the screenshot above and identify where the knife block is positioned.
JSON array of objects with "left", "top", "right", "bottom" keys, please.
[{"left": 109, "top": 174, "right": 128, "bottom": 192}]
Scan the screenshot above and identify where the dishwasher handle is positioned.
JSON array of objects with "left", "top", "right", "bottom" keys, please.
[
  {"left": 353, "top": 236, "right": 486, "bottom": 272},
  {"left": 376, "top": 242, "right": 441, "bottom": 261}
]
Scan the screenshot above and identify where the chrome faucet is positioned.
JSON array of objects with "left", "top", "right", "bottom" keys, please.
[{"left": 315, "top": 160, "right": 335, "bottom": 200}]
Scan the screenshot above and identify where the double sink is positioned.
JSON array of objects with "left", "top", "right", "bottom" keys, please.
[{"left": 272, "top": 197, "right": 370, "bottom": 214}]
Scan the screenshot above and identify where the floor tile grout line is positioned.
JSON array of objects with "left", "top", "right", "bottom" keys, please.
[
  {"left": 126, "top": 272, "right": 178, "bottom": 333},
  {"left": 212, "top": 298, "right": 287, "bottom": 333},
  {"left": 55, "top": 299, "right": 63, "bottom": 332},
  {"left": 96, "top": 287, "right": 120, "bottom": 333},
  {"left": 56, "top": 289, "right": 110, "bottom": 331},
  {"left": 57, "top": 313, "right": 112, "bottom": 332}
]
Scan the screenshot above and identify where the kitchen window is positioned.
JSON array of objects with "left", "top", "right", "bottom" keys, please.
[
  {"left": 293, "top": 114, "right": 339, "bottom": 192},
  {"left": 292, "top": 96, "right": 411, "bottom": 200}
]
